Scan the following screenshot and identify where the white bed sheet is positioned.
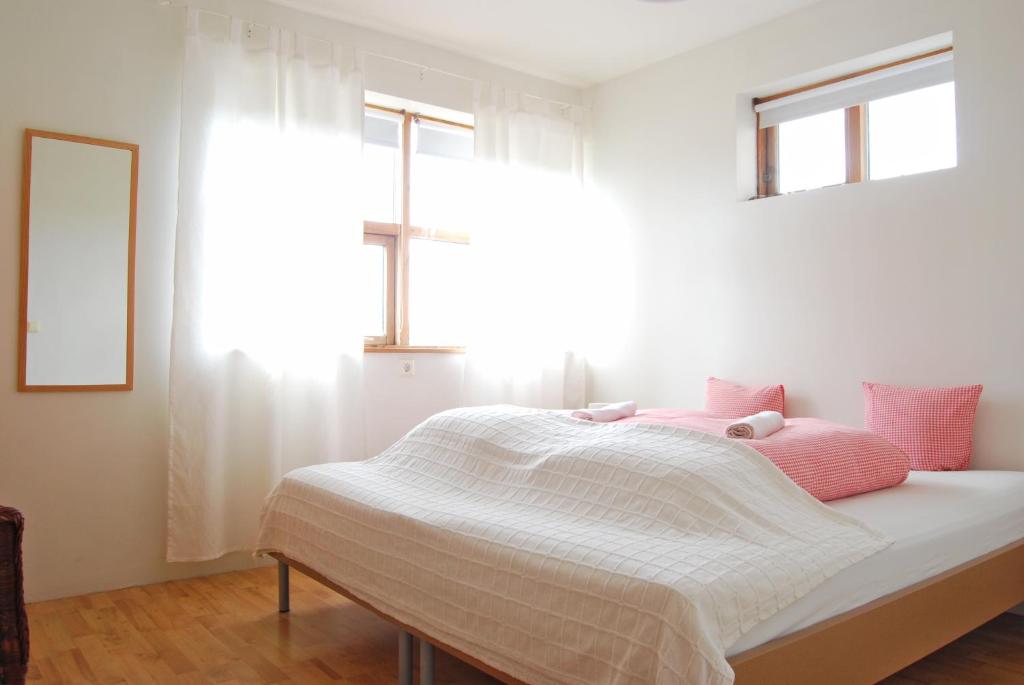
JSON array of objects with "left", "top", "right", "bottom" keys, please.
[{"left": 728, "top": 470, "right": 1024, "bottom": 655}]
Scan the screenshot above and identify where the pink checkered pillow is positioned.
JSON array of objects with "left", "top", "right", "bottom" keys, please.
[
  {"left": 705, "top": 376, "right": 785, "bottom": 418},
  {"left": 751, "top": 418, "right": 910, "bottom": 500},
  {"left": 621, "top": 411, "right": 910, "bottom": 501},
  {"left": 863, "top": 382, "right": 983, "bottom": 471}
]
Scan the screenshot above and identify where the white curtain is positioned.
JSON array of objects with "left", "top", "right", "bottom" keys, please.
[
  {"left": 463, "top": 85, "right": 587, "bottom": 409},
  {"left": 167, "top": 11, "right": 366, "bottom": 561}
]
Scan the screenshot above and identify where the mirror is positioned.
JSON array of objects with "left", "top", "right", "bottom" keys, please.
[{"left": 18, "top": 129, "right": 137, "bottom": 391}]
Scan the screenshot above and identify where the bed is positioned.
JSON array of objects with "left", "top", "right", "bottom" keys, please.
[
  {"left": 258, "top": 407, "right": 1024, "bottom": 684},
  {"left": 727, "top": 470, "right": 1024, "bottom": 682}
]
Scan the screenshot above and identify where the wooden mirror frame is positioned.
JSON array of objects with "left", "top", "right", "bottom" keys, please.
[{"left": 18, "top": 129, "right": 138, "bottom": 392}]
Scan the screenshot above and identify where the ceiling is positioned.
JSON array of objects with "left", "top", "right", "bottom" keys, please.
[{"left": 270, "top": 0, "right": 822, "bottom": 87}]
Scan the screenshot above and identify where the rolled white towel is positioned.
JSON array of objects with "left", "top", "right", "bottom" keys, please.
[
  {"left": 726, "top": 411, "right": 785, "bottom": 439},
  {"left": 572, "top": 400, "right": 637, "bottom": 423}
]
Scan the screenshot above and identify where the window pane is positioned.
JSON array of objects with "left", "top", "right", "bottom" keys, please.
[
  {"left": 868, "top": 81, "right": 957, "bottom": 181},
  {"left": 777, "top": 108, "right": 846, "bottom": 193},
  {"left": 408, "top": 238, "right": 469, "bottom": 346},
  {"left": 363, "top": 243, "right": 386, "bottom": 337},
  {"left": 363, "top": 110, "right": 402, "bottom": 223},
  {"left": 411, "top": 120, "right": 474, "bottom": 234}
]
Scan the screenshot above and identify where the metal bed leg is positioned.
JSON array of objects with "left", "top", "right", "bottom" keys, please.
[
  {"left": 398, "top": 631, "right": 413, "bottom": 685},
  {"left": 419, "top": 639, "right": 435, "bottom": 685},
  {"left": 277, "top": 561, "right": 290, "bottom": 613}
]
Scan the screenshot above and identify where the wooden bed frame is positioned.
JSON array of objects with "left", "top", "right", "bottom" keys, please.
[{"left": 270, "top": 538, "right": 1024, "bottom": 684}]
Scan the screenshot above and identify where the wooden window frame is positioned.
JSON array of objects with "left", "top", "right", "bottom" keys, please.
[
  {"left": 754, "top": 47, "right": 952, "bottom": 198},
  {"left": 363, "top": 103, "right": 471, "bottom": 353},
  {"left": 755, "top": 117, "right": 778, "bottom": 198},
  {"left": 362, "top": 232, "right": 396, "bottom": 347}
]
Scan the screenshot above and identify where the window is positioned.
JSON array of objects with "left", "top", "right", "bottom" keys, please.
[
  {"left": 777, "top": 109, "right": 847, "bottom": 194},
  {"left": 867, "top": 81, "right": 957, "bottom": 181},
  {"left": 363, "top": 109, "right": 403, "bottom": 224},
  {"left": 362, "top": 104, "right": 473, "bottom": 349},
  {"left": 362, "top": 235, "right": 394, "bottom": 344},
  {"left": 755, "top": 47, "right": 956, "bottom": 197}
]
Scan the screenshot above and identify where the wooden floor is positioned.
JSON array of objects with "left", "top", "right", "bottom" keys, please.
[{"left": 24, "top": 566, "right": 1024, "bottom": 684}]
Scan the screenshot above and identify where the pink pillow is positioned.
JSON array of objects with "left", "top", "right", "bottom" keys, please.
[
  {"left": 621, "top": 411, "right": 909, "bottom": 501},
  {"left": 863, "top": 382, "right": 983, "bottom": 471},
  {"left": 705, "top": 376, "right": 785, "bottom": 418},
  {"left": 751, "top": 418, "right": 910, "bottom": 501}
]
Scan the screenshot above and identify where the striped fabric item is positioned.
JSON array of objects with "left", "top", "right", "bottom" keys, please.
[
  {"left": 705, "top": 377, "right": 785, "bottom": 418},
  {"left": 621, "top": 410, "right": 910, "bottom": 501},
  {"left": 863, "top": 382, "right": 983, "bottom": 471}
]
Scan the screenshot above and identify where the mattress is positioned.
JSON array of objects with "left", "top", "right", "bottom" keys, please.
[{"left": 728, "top": 469, "right": 1024, "bottom": 655}]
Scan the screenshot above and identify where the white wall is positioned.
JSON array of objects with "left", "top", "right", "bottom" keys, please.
[
  {"left": 586, "top": 0, "right": 1024, "bottom": 470},
  {"left": 364, "top": 353, "right": 467, "bottom": 456},
  {"left": 0, "top": 0, "right": 578, "bottom": 602}
]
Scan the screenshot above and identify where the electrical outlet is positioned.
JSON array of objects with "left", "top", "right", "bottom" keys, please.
[{"left": 400, "top": 359, "right": 415, "bottom": 377}]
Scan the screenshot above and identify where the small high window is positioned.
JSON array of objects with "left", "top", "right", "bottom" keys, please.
[
  {"left": 754, "top": 47, "right": 956, "bottom": 197},
  {"left": 867, "top": 81, "right": 957, "bottom": 181}
]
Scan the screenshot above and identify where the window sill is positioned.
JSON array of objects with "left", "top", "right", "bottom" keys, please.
[{"left": 364, "top": 345, "right": 465, "bottom": 354}]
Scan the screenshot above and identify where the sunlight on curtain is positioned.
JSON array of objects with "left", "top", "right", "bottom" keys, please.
[
  {"left": 168, "top": 11, "right": 365, "bottom": 561},
  {"left": 199, "top": 122, "right": 363, "bottom": 377},
  {"left": 463, "top": 86, "right": 590, "bottom": 409}
]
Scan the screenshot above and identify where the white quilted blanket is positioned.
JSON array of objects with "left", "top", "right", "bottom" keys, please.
[{"left": 257, "top": 406, "right": 890, "bottom": 684}]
